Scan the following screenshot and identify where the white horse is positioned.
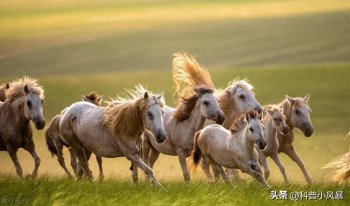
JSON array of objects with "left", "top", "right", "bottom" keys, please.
[
  {"left": 257, "top": 105, "right": 290, "bottom": 182},
  {"left": 201, "top": 80, "right": 262, "bottom": 179},
  {"left": 142, "top": 52, "right": 225, "bottom": 181},
  {"left": 276, "top": 95, "right": 314, "bottom": 184},
  {"left": 191, "top": 110, "right": 270, "bottom": 189},
  {"left": 59, "top": 85, "right": 166, "bottom": 187}
]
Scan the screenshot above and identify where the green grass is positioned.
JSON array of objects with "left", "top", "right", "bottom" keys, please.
[{"left": 0, "top": 176, "right": 349, "bottom": 206}]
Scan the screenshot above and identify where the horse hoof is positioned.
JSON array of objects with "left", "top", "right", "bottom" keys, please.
[{"left": 25, "top": 174, "right": 35, "bottom": 180}]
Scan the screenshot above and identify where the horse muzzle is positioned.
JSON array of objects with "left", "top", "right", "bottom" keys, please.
[
  {"left": 154, "top": 129, "right": 167, "bottom": 143},
  {"left": 303, "top": 127, "right": 314, "bottom": 137},
  {"left": 258, "top": 140, "right": 267, "bottom": 150},
  {"left": 215, "top": 113, "right": 225, "bottom": 125},
  {"left": 281, "top": 126, "right": 290, "bottom": 136},
  {"left": 35, "top": 119, "right": 46, "bottom": 130}
]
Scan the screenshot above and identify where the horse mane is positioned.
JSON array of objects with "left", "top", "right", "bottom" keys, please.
[
  {"left": 218, "top": 79, "right": 254, "bottom": 116},
  {"left": 0, "top": 83, "right": 9, "bottom": 102},
  {"left": 5, "top": 77, "right": 44, "bottom": 101},
  {"left": 172, "top": 52, "right": 214, "bottom": 99},
  {"left": 230, "top": 110, "right": 258, "bottom": 134},
  {"left": 104, "top": 85, "right": 164, "bottom": 137},
  {"left": 84, "top": 91, "right": 101, "bottom": 101},
  {"left": 172, "top": 52, "right": 215, "bottom": 122},
  {"left": 173, "top": 86, "right": 214, "bottom": 122}
]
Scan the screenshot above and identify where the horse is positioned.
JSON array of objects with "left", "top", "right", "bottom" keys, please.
[
  {"left": 0, "top": 77, "right": 45, "bottom": 178},
  {"left": 45, "top": 92, "right": 104, "bottom": 178},
  {"left": 190, "top": 110, "right": 270, "bottom": 189},
  {"left": 59, "top": 85, "right": 166, "bottom": 187},
  {"left": 201, "top": 79, "right": 263, "bottom": 180},
  {"left": 276, "top": 95, "right": 314, "bottom": 184},
  {"left": 257, "top": 105, "right": 290, "bottom": 183},
  {"left": 142, "top": 52, "right": 225, "bottom": 181}
]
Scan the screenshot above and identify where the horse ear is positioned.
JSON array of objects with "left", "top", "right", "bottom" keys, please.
[
  {"left": 144, "top": 92, "right": 149, "bottom": 99},
  {"left": 97, "top": 96, "right": 103, "bottom": 105},
  {"left": 24, "top": 84, "right": 30, "bottom": 94},
  {"left": 82, "top": 95, "right": 87, "bottom": 101},
  {"left": 194, "top": 87, "right": 201, "bottom": 96},
  {"left": 5, "top": 83, "right": 10, "bottom": 89},
  {"left": 304, "top": 94, "right": 311, "bottom": 102},
  {"left": 157, "top": 93, "right": 163, "bottom": 100},
  {"left": 245, "top": 112, "right": 251, "bottom": 121},
  {"left": 285, "top": 95, "right": 295, "bottom": 104},
  {"left": 257, "top": 112, "right": 263, "bottom": 121}
]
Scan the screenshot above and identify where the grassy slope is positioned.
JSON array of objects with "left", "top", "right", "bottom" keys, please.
[{"left": 0, "top": 0, "right": 349, "bottom": 76}]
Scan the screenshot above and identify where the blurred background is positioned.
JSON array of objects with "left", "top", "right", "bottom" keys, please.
[{"left": 0, "top": 0, "right": 349, "bottom": 183}]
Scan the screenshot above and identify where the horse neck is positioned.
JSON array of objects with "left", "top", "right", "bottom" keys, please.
[
  {"left": 8, "top": 97, "right": 30, "bottom": 126},
  {"left": 237, "top": 127, "right": 255, "bottom": 156},
  {"left": 219, "top": 91, "right": 238, "bottom": 129},
  {"left": 264, "top": 116, "right": 278, "bottom": 148},
  {"left": 186, "top": 100, "right": 206, "bottom": 132},
  {"left": 280, "top": 100, "right": 294, "bottom": 130}
]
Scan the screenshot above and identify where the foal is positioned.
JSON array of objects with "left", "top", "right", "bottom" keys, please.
[
  {"left": 45, "top": 92, "right": 103, "bottom": 178},
  {"left": 257, "top": 105, "right": 290, "bottom": 182},
  {"left": 191, "top": 111, "right": 270, "bottom": 189}
]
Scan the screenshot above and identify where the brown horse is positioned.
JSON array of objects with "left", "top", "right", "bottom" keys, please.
[
  {"left": 0, "top": 77, "right": 45, "bottom": 178},
  {"left": 45, "top": 92, "right": 103, "bottom": 178}
]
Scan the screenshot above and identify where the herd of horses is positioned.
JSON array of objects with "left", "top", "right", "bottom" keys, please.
[{"left": 1, "top": 52, "right": 320, "bottom": 189}]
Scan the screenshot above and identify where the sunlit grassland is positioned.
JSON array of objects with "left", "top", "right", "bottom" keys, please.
[{"left": 0, "top": 0, "right": 349, "bottom": 76}]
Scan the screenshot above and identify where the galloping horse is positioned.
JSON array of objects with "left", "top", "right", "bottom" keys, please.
[
  {"left": 142, "top": 52, "right": 225, "bottom": 181},
  {"left": 59, "top": 85, "right": 166, "bottom": 187},
  {"left": 0, "top": 77, "right": 45, "bottom": 178}
]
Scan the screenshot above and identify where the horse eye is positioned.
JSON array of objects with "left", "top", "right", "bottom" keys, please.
[
  {"left": 239, "top": 95, "right": 245, "bottom": 99},
  {"left": 249, "top": 127, "right": 254, "bottom": 132},
  {"left": 203, "top": 101, "right": 209, "bottom": 106},
  {"left": 295, "top": 109, "right": 300, "bottom": 115},
  {"left": 41, "top": 100, "right": 44, "bottom": 105},
  {"left": 27, "top": 100, "right": 32, "bottom": 107},
  {"left": 147, "top": 111, "right": 153, "bottom": 119}
]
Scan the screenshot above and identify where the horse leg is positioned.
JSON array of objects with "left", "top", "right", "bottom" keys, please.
[
  {"left": 210, "top": 160, "right": 232, "bottom": 185},
  {"left": 69, "top": 148, "right": 79, "bottom": 176},
  {"left": 55, "top": 141, "right": 72, "bottom": 177},
  {"left": 125, "top": 153, "right": 162, "bottom": 188},
  {"left": 141, "top": 133, "right": 151, "bottom": 166},
  {"left": 23, "top": 139, "right": 41, "bottom": 178},
  {"left": 282, "top": 145, "right": 311, "bottom": 184},
  {"left": 226, "top": 169, "right": 242, "bottom": 182},
  {"left": 131, "top": 162, "right": 138, "bottom": 183},
  {"left": 258, "top": 153, "right": 270, "bottom": 180},
  {"left": 6, "top": 144, "right": 23, "bottom": 177},
  {"left": 176, "top": 149, "right": 190, "bottom": 182},
  {"left": 270, "top": 152, "right": 289, "bottom": 183},
  {"left": 201, "top": 156, "right": 213, "bottom": 179},
  {"left": 149, "top": 148, "right": 160, "bottom": 169},
  {"left": 73, "top": 145, "right": 92, "bottom": 180},
  {"left": 96, "top": 156, "right": 104, "bottom": 180},
  {"left": 241, "top": 164, "right": 271, "bottom": 189}
]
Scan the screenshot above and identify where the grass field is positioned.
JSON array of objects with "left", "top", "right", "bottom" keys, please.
[{"left": 0, "top": 0, "right": 350, "bottom": 205}]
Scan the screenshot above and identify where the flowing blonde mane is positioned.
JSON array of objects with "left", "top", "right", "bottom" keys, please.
[
  {"left": 5, "top": 77, "right": 44, "bottom": 101},
  {"left": 172, "top": 52, "right": 214, "bottom": 99},
  {"left": 230, "top": 110, "right": 258, "bottom": 134},
  {"left": 104, "top": 85, "right": 164, "bottom": 137},
  {"left": 172, "top": 52, "right": 215, "bottom": 122}
]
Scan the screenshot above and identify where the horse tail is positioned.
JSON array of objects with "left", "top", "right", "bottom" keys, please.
[
  {"left": 193, "top": 131, "right": 202, "bottom": 166},
  {"left": 45, "top": 129, "right": 57, "bottom": 157},
  {"left": 324, "top": 151, "right": 350, "bottom": 182}
]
